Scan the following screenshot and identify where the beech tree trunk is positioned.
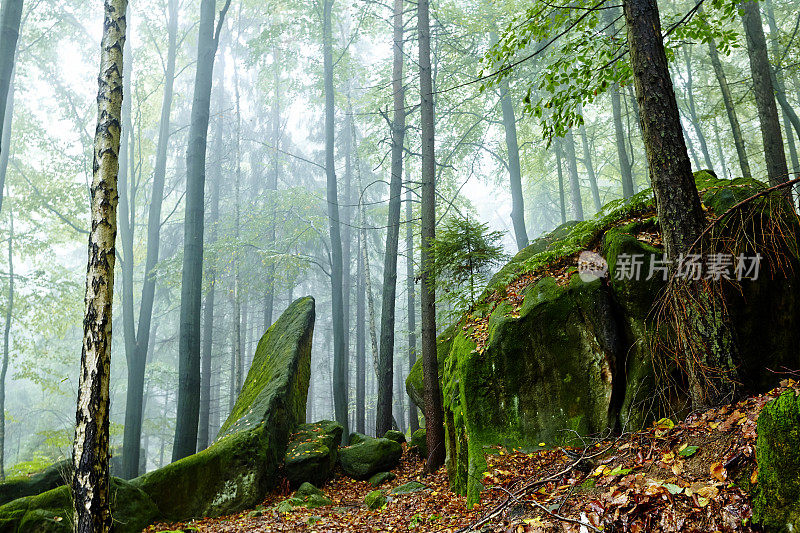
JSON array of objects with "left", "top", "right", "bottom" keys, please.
[
  {"left": 355, "top": 225, "right": 366, "bottom": 434},
  {"left": 683, "top": 47, "right": 714, "bottom": 170},
  {"left": 499, "top": 78, "right": 529, "bottom": 249},
  {"left": 376, "top": 0, "right": 406, "bottom": 436},
  {"left": 323, "top": 0, "right": 350, "bottom": 442},
  {"left": 0, "top": 0, "right": 22, "bottom": 215},
  {"left": 406, "top": 188, "right": 419, "bottom": 434},
  {"left": 577, "top": 103, "right": 601, "bottom": 211},
  {"left": 121, "top": 0, "right": 177, "bottom": 479},
  {"left": 173, "top": 0, "right": 229, "bottom": 462},
  {"left": 554, "top": 137, "right": 566, "bottom": 224},
  {"left": 741, "top": 0, "right": 788, "bottom": 186},
  {"left": 418, "top": 0, "right": 445, "bottom": 472},
  {"left": 72, "top": 1, "right": 127, "bottom": 530},
  {"left": 0, "top": 208, "right": 13, "bottom": 480},
  {"left": 563, "top": 129, "right": 584, "bottom": 221}
]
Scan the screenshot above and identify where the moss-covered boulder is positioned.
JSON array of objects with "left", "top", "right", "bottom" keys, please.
[
  {"left": 338, "top": 437, "right": 402, "bottom": 480},
  {"left": 383, "top": 430, "right": 406, "bottom": 444},
  {"left": 753, "top": 391, "right": 800, "bottom": 531},
  {"left": 410, "top": 428, "right": 427, "bottom": 458},
  {"left": 0, "top": 477, "right": 158, "bottom": 533},
  {"left": 284, "top": 420, "right": 343, "bottom": 488},
  {"left": 131, "top": 296, "right": 315, "bottom": 522},
  {"left": 364, "top": 490, "right": 386, "bottom": 510},
  {"left": 408, "top": 174, "right": 800, "bottom": 505},
  {"left": 348, "top": 432, "right": 369, "bottom": 446},
  {"left": 368, "top": 471, "right": 396, "bottom": 487},
  {"left": 0, "top": 460, "right": 70, "bottom": 507},
  {"left": 390, "top": 481, "right": 425, "bottom": 495}
]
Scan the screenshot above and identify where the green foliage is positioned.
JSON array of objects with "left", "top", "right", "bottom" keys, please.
[{"left": 429, "top": 216, "right": 506, "bottom": 318}]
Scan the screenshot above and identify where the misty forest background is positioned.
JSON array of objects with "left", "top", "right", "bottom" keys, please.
[{"left": 0, "top": 0, "right": 797, "bottom": 482}]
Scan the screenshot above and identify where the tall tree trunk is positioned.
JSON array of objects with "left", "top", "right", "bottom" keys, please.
[
  {"left": 624, "top": 0, "right": 739, "bottom": 405},
  {"left": 0, "top": 0, "right": 22, "bottom": 215},
  {"left": 577, "top": 103, "right": 601, "bottom": 211},
  {"left": 173, "top": 0, "right": 230, "bottom": 462},
  {"left": 683, "top": 47, "right": 714, "bottom": 170},
  {"left": 341, "top": 93, "right": 353, "bottom": 431},
  {"left": 232, "top": 59, "right": 243, "bottom": 395},
  {"left": 406, "top": 188, "right": 419, "bottom": 434},
  {"left": 355, "top": 225, "right": 366, "bottom": 434},
  {"left": 554, "top": 137, "right": 566, "bottom": 224},
  {"left": 707, "top": 34, "right": 752, "bottom": 179},
  {"left": 712, "top": 115, "right": 730, "bottom": 179},
  {"left": 322, "top": 0, "right": 350, "bottom": 443},
  {"left": 264, "top": 44, "right": 280, "bottom": 331},
  {"left": 0, "top": 207, "right": 13, "bottom": 480},
  {"left": 122, "top": 0, "right": 177, "bottom": 478},
  {"left": 498, "top": 77, "right": 528, "bottom": 249},
  {"left": 376, "top": 0, "right": 406, "bottom": 436},
  {"left": 418, "top": 0, "right": 445, "bottom": 472},
  {"left": 72, "top": 1, "right": 126, "bottom": 530},
  {"left": 199, "top": 52, "right": 224, "bottom": 450},
  {"left": 563, "top": 129, "right": 584, "bottom": 221},
  {"left": 741, "top": 0, "right": 788, "bottom": 185}
]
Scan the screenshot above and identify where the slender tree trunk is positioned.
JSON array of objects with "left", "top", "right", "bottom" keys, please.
[
  {"left": 122, "top": 0, "right": 177, "bottom": 479},
  {"left": 0, "top": 208, "right": 13, "bottom": 480},
  {"left": 624, "top": 0, "right": 740, "bottom": 405},
  {"left": 232, "top": 60, "right": 243, "bottom": 395},
  {"left": 554, "top": 137, "right": 567, "bottom": 224},
  {"left": 264, "top": 44, "right": 280, "bottom": 331},
  {"left": 577, "top": 103, "right": 601, "bottom": 211},
  {"left": 712, "top": 115, "right": 730, "bottom": 179},
  {"left": 341, "top": 93, "right": 353, "bottom": 430},
  {"left": 682, "top": 117, "right": 702, "bottom": 170},
  {"left": 72, "top": 1, "right": 126, "bottom": 530},
  {"left": 683, "top": 47, "right": 714, "bottom": 170},
  {"left": 376, "top": 0, "right": 406, "bottom": 436},
  {"left": 0, "top": 0, "right": 22, "bottom": 216},
  {"left": 406, "top": 188, "right": 419, "bottom": 434},
  {"left": 355, "top": 225, "right": 366, "bottom": 434},
  {"left": 174, "top": 0, "right": 230, "bottom": 462},
  {"left": 418, "top": 0, "right": 445, "bottom": 472},
  {"left": 563, "top": 129, "right": 584, "bottom": 221},
  {"left": 498, "top": 77, "right": 528, "bottom": 249},
  {"left": 741, "top": 0, "right": 788, "bottom": 185},
  {"left": 707, "top": 35, "right": 752, "bottom": 180},
  {"left": 322, "top": 0, "right": 350, "bottom": 443},
  {"left": 199, "top": 53, "right": 224, "bottom": 450}
]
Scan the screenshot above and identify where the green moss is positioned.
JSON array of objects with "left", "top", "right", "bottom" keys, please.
[
  {"left": 338, "top": 438, "right": 402, "bottom": 480},
  {"left": 0, "top": 460, "right": 70, "bottom": 507},
  {"left": 364, "top": 490, "right": 386, "bottom": 510},
  {"left": 368, "top": 472, "right": 396, "bottom": 487},
  {"left": 406, "top": 325, "right": 457, "bottom": 411},
  {"left": 390, "top": 481, "right": 425, "bottom": 495},
  {"left": 410, "top": 428, "right": 427, "bottom": 458},
  {"left": 753, "top": 391, "right": 800, "bottom": 531},
  {"left": 284, "top": 420, "right": 343, "bottom": 488},
  {"left": 383, "top": 430, "right": 406, "bottom": 444}
]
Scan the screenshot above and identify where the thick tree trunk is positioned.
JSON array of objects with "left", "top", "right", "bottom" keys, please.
[
  {"left": 499, "top": 78, "right": 529, "bottom": 249},
  {"left": 376, "top": 0, "right": 405, "bottom": 436},
  {"left": 624, "top": 0, "right": 739, "bottom": 405},
  {"left": 174, "top": 0, "right": 229, "bottom": 462},
  {"left": 323, "top": 0, "right": 350, "bottom": 442},
  {"left": 122, "top": 0, "right": 177, "bottom": 479},
  {"left": 707, "top": 35, "right": 752, "bottom": 179},
  {"left": 741, "top": 0, "right": 788, "bottom": 185},
  {"left": 0, "top": 0, "right": 22, "bottom": 215},
  {"left": 199, "top": 54, "right": 224, "bottom": 450},
  {"left": 72, "top": 1, "right": 126, "bottom": 530},
  {"left": 563, "top": 129, "right": 584, "bottom": 221},
  {"left": 406, "top": 188, "right": 419, "bottom": 434},
  {"left": 577, "top": 103, "right": 601, "bottom": 211},
  {"left": 418, "top": 0, "right": 445, "bottom": 472}
]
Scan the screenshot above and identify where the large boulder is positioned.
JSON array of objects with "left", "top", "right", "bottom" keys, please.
[
  {"left": 0, "top": 477, "right": 159, "bottom": 533},
  {"left": 338, "top": 437, "right": 402, "bottom": 480},
  {"left": 284, "top": 420, "right": 343, "bottom": 488},
  {"left": 753, "top": 390, "right": 800, "bottom": 531},
  {"left": 131, "top": 296, "right": 315, "bottom": 521},
  {"left": 0, "top": 460, "right": 71, "bottom": 507},
  {"left": 408, "top": 174, "right": 800, "bottom": 504}
]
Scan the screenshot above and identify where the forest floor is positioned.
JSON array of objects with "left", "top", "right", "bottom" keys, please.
[{"left": 145, "top": 380, "right": 796, "bottom": 533}]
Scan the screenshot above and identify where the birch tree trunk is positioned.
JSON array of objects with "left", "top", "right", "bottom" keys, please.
[{"left": 72, "top": 1, "right": 127, "bottom": 529}]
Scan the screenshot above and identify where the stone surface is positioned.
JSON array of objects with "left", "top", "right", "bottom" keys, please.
[
  {"left": 368, "top": 471, "right": 396, "bottom": 487},
  {"left": 338, "top": 437, "right": 402, "bottom": 480},
  {"left": 284, "top": 420, "right": 343, "bottom": 488},
  {"left": 0, "top": 460, "right": 70, "bottom": 507},
  {"left": 391, "top": 481, "right": 425, "bottom": 495},
  {"left": 131, "top": 297, "right": 315, "bottom": 521},
  {"left": 753, "top": 390, "right": 800, "bottom": 531},
  {"left": 276, "top": 483, "right": 333, "bottom": 512},
  {"left": 410, "top": 428, "right": 427, "bottom": 458}
]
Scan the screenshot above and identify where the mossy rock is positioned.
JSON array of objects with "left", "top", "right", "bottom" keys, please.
[
  {"left": 368, "top": 471, "right": 396, "bottom": 487},
  {"left": 284, "top": 420, "right": 343, "bottom": 488},
  {"left": 390, "top": 481, "right": 425, "bottom": 495},
  {"left": 131, "top": 297, "right": 315, "bottom": 522},
  {"left": 276, "top": 483, "right": 332, "bottom": 512},
  {"left": 0, "top": 477, "right": 158, "bottom": 533},
  {"left": 410, "top": 428, "right": 427, "bottom": 458},
  {"left": 348, "top": 432, "right": 369, "bottom": 446},
  {"left": 406, "top": 325, "right": 456, "bottom": 412},
  {"left": 363, "top": 490, "right": 386, "bottom": 510},
  {"left": 753, "top": 391, "right": 800, "bottom": 531},
  {"left": 0, "top": 460, "right": 71, "bottom": 507},
  {"left": 338, "top": 438, "right": 402, "bottom": 480},
  {"left": 383, "top": 430, "right": 406, "bottom": 444}
]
